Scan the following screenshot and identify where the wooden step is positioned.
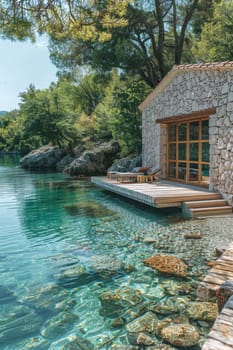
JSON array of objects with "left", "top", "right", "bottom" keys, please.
[
  {"left": 185, "top": 199, "right": 228, "bottom": 208},
  {"left": 190, "top": 206, "right": 232, "bottom": 217}
]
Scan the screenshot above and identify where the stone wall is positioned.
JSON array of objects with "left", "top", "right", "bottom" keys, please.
[{"left": 142, "top": 69, "right": 233, "bottom": 204}]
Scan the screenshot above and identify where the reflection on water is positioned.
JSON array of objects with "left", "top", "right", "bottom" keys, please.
[{"left": 0, "top": 155, "right": 232, "bottom": 349}]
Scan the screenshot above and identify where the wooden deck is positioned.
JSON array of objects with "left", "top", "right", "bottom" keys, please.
[
  {"left": 199, "top": 243, "right": 233, "bottom": 350},
  {"left": 202, "top": 303, "right": 233, "bottom": 350},
  {"left": 198, "top": 243, "right": 233, "bottom": 300},
  {"left": 91, "top": 177, "right": 222, "bottom": 209}
]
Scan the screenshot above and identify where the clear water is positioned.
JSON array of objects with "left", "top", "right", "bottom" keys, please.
[{"left": 0, "top": 155, "right": 230, "bottom": 349}]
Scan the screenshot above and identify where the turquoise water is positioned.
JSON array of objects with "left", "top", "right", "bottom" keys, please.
[{"left": 0, "top": 156, "right": 221, "bottom": 349}]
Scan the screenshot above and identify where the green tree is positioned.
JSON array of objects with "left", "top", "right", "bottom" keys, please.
[
  {"left": 193, "top": 0, "right": 233, "bottom": 61},
  {"left": 108, "top": 78, "right": 150, "bottom": 156},
  {"left": 19, "top": 84, "right": 78, "bottom": 147},
  {"left": 0, "top": 0, "right": 130, "bottom": 42},
  {"left": 49, "top": 0, "right": 199, "bottom": 88}
]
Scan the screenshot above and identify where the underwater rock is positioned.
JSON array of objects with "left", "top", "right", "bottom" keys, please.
[
  {"left": 143, "top": 237, "right": 157, "bottom": 243},
  {"left": 49, "top": 334, "right": 94, "bottom": 349},
  {"left": 0, "top": 285, "right": 16, "bottom": 303},
  {"left": 0, "top": 304, "right": 42, "bottom": 343},
  {"left": 148, "top": 300, "right": 178, "bottom": 315},
  {"left": 126, "top": 312, "right": 158, "bottom": 333},
  {"left": 127, "top": 332, "right": 157, "bottom": 346},
  {"left": 110, "top": 317, "right": 126, "bottom": 328},
  {"left": 14, "top": 336, "right": 50, "bottom": 350},
  {"left": 19, "top": 284, "right": 71, "bottom": 313},
  {"left": 145, "top": 285, "right": 165, "bottom": 300},
  {"left": 89, "top": 255, "right": 125, "bottom": 276},
  {"left": 56, "top": 255, "right": 128, "bottom": 287},
  {"left": 184, "top": 233, "right": 203, "bottom": 239},
  {"left": 41, "top": 312, "right": 78, "bottom": 339},
  {"left": 99, "top": 287, "right": 143, "bottom": 318},
  {"left": 146, "top": 346, "right": 178, "bottom": 350},
  {"left": 143, "top": 255, "right": 188, "bottom": 278},
  {"left": 187, "top": 302, "right": 218, "bottom": 321},
  {"left": 161, "top": 324, "right": 200, "bottom": 347},
  {"left": 64, "top": 201, "right": 115, "bottom": 218}
]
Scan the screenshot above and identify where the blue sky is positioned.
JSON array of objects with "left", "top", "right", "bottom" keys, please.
[{"left": 0, "top": 36, "right": 57, "bottom": 111}]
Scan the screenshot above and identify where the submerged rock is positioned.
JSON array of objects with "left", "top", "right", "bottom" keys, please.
[
  {"left": 126, "top": 312, "right": 158, "bottom": 333},
  {"left": 41, "top": 312, "right": 78, "bottom": 339},
  {"left": 0, "top": 285, "right": 16, "bottom": 303},
  {"left": 99, "top": 287, "right": 143, "bottom": 318},
  {"left": 127, "top": 331, "right": 157, "bottom": 346},
  {"left": 64, "top": 201, "right": 115, "bottom": 218},
  {"left": 161, "top": 324, "right": 200, "bottom": 347},
  {"left": 19, "top": 284, "right": 71, "bottom": 313},
  {"left": 143, "top": 255, "right": 188, "bottom": 278},
  {"left": 56, "top": 255, "right": 128, "bottom": 287},
  {"left": 89, "top": 255, "right": 125, "bottom": 276},
  {"left": 14, "top": 336, "right": 50, "bottom": 350},
  {"left": 49, "top": 334, "right": 94, "bottom": 350},
  {"left": 0, "top": 305, "right": 42, "bottom": 343},
  {"left": 187, "top": 302, "right": 218, "bottom": 321}
]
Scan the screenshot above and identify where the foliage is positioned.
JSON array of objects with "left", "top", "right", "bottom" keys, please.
[
  {"left": 100, "top": 77, "right": 151, "bottom": 156},
  {"left": 49, "top": 0, "right": 199, "bottom": 88},
  {"left": 0, "top": 0, "right": 131, "bottom": 42},
  {"left": 193, "top": 0, "right": 233, "bottom": 61}
]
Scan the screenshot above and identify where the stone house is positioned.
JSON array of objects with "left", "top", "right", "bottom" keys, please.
[{"left": 139, "top": 62, "right": 233, "bottom": 205}]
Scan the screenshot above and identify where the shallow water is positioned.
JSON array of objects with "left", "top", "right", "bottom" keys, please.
[{"left": 0, "top": 155, "right": 233, "bottom": 349}]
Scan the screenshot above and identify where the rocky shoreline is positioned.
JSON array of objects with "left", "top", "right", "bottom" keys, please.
[{"left": 19, "top": 142, "right": 141, "bottom": 177}]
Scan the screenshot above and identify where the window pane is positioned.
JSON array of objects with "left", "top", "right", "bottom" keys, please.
[
  {"left": 178, "top": 143, "right": 186, "bottom": 160},
  {"left": 202, "top": 142, "right": 209, "bottom": 162},
  {"left": 202, "top": 164, "right": 209, "bottom": 177},
  {"left": 202, "top": 120, "right": 209, "bottom": 140},
  {"left": 190, "top": 143, "right": 199, "bottom": 161},
  {"left": 178, "top": 162, "right": 186, "bottom": 180},
  {"left": 168, "top": 144, "right": 176, "bottom": 160},
  {"left": 188, "top": 163, "right": 198, "bottom": 181},
  {"left": 168, "top": 163, "right": 176, "bottom": 177},
  {"left": 168, "top": 125, "right": 176, "bottom": 141},
  {"left": 190, "top": 122, "right": 199, "bottom": 140},
  {"left": 178, "top": 124, "right": 187, "bottom": 141}
]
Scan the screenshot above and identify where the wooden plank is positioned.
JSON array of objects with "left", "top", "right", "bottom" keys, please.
[
  {"left": 212, "top": 264, "right": 233, "bottom": 274},
  {"left": 208, "top": 328, "right": 233, "bottom": 346},
  {"left": 210, "top": 268, "right": 233, "bottom": 279},
  {"left": 204, "top": 274, "right": 227, "bottom": 285},
  {"left": 202, "top": 337, "right": 233, "bottom": 350}
]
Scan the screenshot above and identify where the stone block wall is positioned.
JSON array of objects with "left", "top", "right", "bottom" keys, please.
[{"left": 142, "top": 69, "right": 233, "bottom": 204}]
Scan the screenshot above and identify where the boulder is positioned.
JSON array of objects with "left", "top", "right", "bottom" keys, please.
[
  {"left": 161, "top": 324, "right": 200, "bottom": 348},
  {"left": 64, "top": 141, "right": 120, "bottom": 176},
  {"left": 143, "top": 255, "right": 188, "bottom": 278},
  {"left": 126, "top": 312, "right": 158, "bottom": 333},
  {"left": 107, "top": 154, "right": 142, "bottom": 172},
  {"left": 99, "top": 287, "right": 143, "bottom": 318},
  {"left": 20, "top": 146, "right": 66, "bottom": 169},
  {"left": 56, "top": 154, "right": 74, "bottom": 171},
  {"left": 187, "top": 302, "right": 218, "bottom": 321}
]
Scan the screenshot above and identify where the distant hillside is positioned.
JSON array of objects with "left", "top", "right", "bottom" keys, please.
[{"left": 0, "top": 111, "right": 7, "bottom": 116}]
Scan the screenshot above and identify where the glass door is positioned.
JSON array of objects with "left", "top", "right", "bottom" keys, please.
[{"left": 167, "top": 118, "right": 209, "bottom": 187}]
